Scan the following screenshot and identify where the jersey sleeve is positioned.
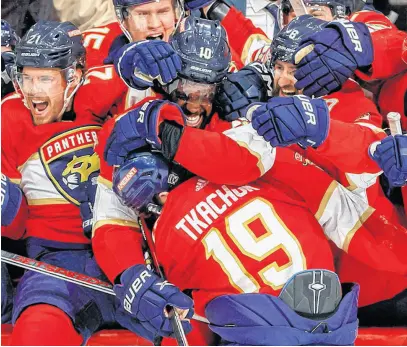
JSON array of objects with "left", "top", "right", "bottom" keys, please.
[
  {"left": 92, "top": 116, "right": 145, "bottom": 283},
  {"left": 75, "top": 65, "right": 128, "bottom": 124},
  {"left": 1, "top": 192, "right": 28, "bottom": 240},
  {"left": 1, "top": 96, "right": 29, "bottom": 239},
  {"left": 378, "top": 72, "right": 407, "bottom": 130},
  {"left": 304, "top": 117, "right": 385, "bottom": 174},
  {"left": 83, "top": 22, "right": 123, "bottom": 69},
  {"left": 221, "top": 6, "right": 271, "bottom": 67},
  {"left": 174, "top": 121, "right": 275, "bottom": 186},
  {"left": 351, "top": 11, "right": 407, "bottom": 81},
  {"left": 299, "top": 82, "right": 385, "bottom": 175},
  {"left": 1, "top": 95, "right": 28, "bottom": 181}
]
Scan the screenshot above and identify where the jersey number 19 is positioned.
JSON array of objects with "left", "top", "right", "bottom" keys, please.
[{"left": 202, "top": 198, "right": 306, "bottom": 292}]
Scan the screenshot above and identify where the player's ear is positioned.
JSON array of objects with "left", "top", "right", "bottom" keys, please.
[
  {"left": 67, "top": 68, "right": 83, "bottom": 94},
  {"left": 72, "top": 68, "right": 83, "bottom": 85},
  {"left": 65, "top": 68, "right": 83, "bottom": 99},
  {"left": 158, "top": 191, "right": 169, "bottom": 205}
]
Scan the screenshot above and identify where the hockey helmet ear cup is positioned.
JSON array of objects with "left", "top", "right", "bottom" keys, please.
[{"left": 279, "top": 269, "right": 342, "bottom": 319}]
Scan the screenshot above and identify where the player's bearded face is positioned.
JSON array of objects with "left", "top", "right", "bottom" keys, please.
[
  {"left": 272, "top": 60, "right": 302, "bottom": 97},
  {"left": 16, "top": 67, "right": 77, "bottom": 125},
  {"left": 124, "top": 0, "right": 176, "bottom": 42},
  {"left": 165, "top": 79, "right": 216, "bottom": 128}
]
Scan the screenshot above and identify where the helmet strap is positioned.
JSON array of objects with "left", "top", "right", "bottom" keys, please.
[
  {"left": 118, "top": 20, "right": 134, "bottom": 43},
  {"left": 57, "top": 75, "right": 83, "bottom": 120}
]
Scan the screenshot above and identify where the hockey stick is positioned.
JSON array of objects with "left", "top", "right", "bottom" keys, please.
[
  {"left": 1, "top": 249, "right": 115, "bottom": 295},
  {"left": 138, "top": 213, "right": 189, "bottom": 346},
  {"left": 0, "top": 249, "right": 210, "bottom": 326},
  {"left": 386, "top": 112, "right": 407, "bottom": 217},
  {"left": 387, "top": 112, "right": 403, "bottom": 136}
]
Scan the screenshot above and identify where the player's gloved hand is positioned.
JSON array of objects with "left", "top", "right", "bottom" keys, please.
[
  {"left": 2, "top": 51, "right": 15, "bottom": 81},
  {"left": 216, "top": 66, "right": 269, "bottom": 122},
  {"left": 1, "top": 52, "right": 16, "bottom": 98},
  {"left": 104, "top": 99, "right": 185, "bottom": 166},
  {"left": 251, "top": 95, "right": 330, "bottom": 148},
  {"left": 370, "top": 135, "right": 407, "bottom": 187},
  {"left": 114, "top": 41, "right": 182, "bottom": 90},
  {"left": 113, "top": 264, "right": 194, "bottom": 338},
  {"left": 1, "top": 173, "right": 23, "bottom": 227},
  {"left": 294, "top": 20, "right": 373, "bottom": 97},
  {"left": 184, "top": 0, "right": 215, "bottom": 10},
  {"left": 79, "top": 178, "right": 98, "bottom": 239},
  {"left": 115, "top": 304, "right": 156, "bottom": 342}
]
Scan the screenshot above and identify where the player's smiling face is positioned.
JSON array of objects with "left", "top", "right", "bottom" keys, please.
[
  {"left": 18, "top": 67, "right": 80, "bottom": 125},
  {"left": 124, "top": 0, "right": 176, "bottom": 43},
  {"left": 179, "top": 97, "right": 212, "bottom": 128},
  {"left": 272, "top": 60, "right": 302, "bottom": 97},
  {"left": 166, "top": 79, "right": 217, "bottom": 128}
]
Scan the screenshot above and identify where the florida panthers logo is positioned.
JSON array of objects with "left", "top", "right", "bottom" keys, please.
[
  {"left": 39, "top": 126, "right": 101, "bottom": 205},
  {"left": 62, "top": 153, "right": 100, "bottom": 190}
]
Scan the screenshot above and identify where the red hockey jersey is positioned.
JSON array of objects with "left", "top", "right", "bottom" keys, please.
[
  {"left": 1, "top": 94, "right": 102, "bottom": 244},
  {"left": 154, "top": 177, "right": 336, "bottom": 316},
  {"left": 0, "top": 61, "right": 142, "bottom": 243}
]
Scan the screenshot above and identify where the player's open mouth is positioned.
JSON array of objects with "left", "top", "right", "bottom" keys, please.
[
  {"left": 185, "top": 114, "right": 202, "bottom": 128},
  {"left": 30, "top": 99, "right": 49, "bottom": 115},
  {"left": 280, "top": 90, "right": 297, "bottom": 96},
  {"left": 146, "top": 34, "right": 164, "bottom": 41}
]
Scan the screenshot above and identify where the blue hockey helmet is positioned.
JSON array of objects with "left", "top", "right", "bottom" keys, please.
[
  {"left": 1, "top": 20, "right": 20, "bottom": 48},
  {"left": 170, "top": 16, "right": 231, "bottom": 84},
  {"left": 113, "top": 152, "right": 169, "bottom": 211},
  {"left": 270, "top": 15, "right": 327, "bottom": 65},
  {"left": 15, "top": 21, "right": 85, "bottom": 70},
  {"left": 14, "top": 21, "right": 86, "bottom": 119}
]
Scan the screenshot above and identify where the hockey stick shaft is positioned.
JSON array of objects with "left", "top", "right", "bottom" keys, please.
[
  {"left": 386, "top": 112, "right": 407, "bottom": 217},
  {"left": 1, "top": 249, "right": 115, "bottom": 295},
  {"left": 1, "top": 249, "right": 209, "bottom": 325},
  {"left": 138, "top": 216, "right": 189, "bottom": 346}
]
